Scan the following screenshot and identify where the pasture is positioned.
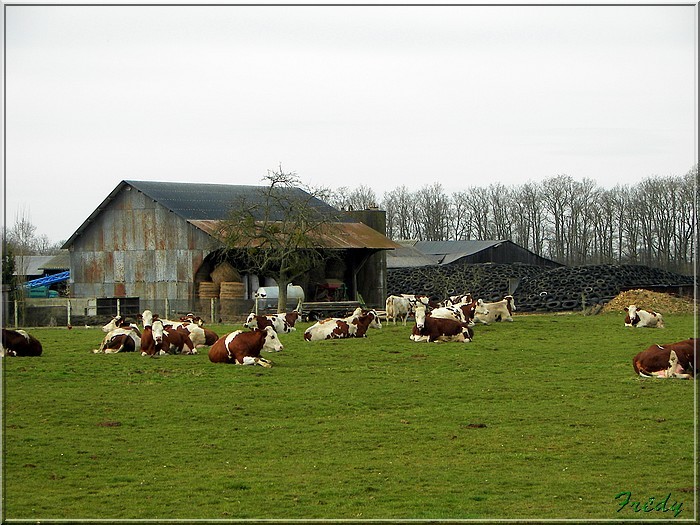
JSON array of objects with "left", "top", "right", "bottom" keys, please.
[{"left": 2, "top": 311, "right": 696, "bottom": 521}]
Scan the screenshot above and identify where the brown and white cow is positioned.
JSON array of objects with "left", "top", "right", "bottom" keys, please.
[
  {"left": 1, "top": 328, "right": 43, "bottom": 357},
  {"left": 624, "top": 305, "right": 665, "bottom": 328},
  {"left": 244, "top": 311, "right": 300, "bottom": 333},
  {"left": 303, "top": 310, "right": 380, "bottom": 341},
  {"left": 208, "top": 326, "right": 284, "bottom": 367},
  {"left": 386, "top": 295, "right": 411, "bottom": 325},
  {"left": 445, "top": 293, "right": 472, "bottom": 306},
  {"left": 102, "top": 315, "right": 141, "bottom": 333},
  {"left": 632, "top": 338, "right": 696, "bottom": 379},
  {"left": 177, "top": 313, "right": 219, "bottom": 345},
  {"left": 94, "top": 324, "right": 142, "bottom": 354},
  {"left": 410, "top": 305, "right": 473, "bottom": 343},
  {"left": 430, "top": 299, "right": 489, "bottom": 326},
  {"left": 143, "top": 319, "right": 196, "bottom": 355},
  {"left": 474, "top": 295, "right": 516, "bottom": 324}
]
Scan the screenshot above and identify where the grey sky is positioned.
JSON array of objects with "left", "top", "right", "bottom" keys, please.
[{"left": 3, "top": 2, "right": 697, "bottom": 244}]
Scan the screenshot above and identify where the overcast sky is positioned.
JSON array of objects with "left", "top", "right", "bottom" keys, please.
[{"left": 3, "top": 2, "right": 697, "bottom": 244}]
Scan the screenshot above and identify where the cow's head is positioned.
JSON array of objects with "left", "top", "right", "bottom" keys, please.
[
  {"left": 262, "top": 326, "right": 284, "bottom": 352},
  {"left": 475, "top": 299, "right": 489, "bottom": 316},
  {"left": 504, "top": 295, "right": 516, "bottom": 312},
  {"left": 102, "top": 315, "right": 123, "bottom": 333},
  {"left": 152, "top": 319, "right": 165, "bottom": 344},
  {"left": 624, "top": 305, "right": 640, "bottom": 326},
  {"left": 141, "top": 310, "right": 153, "bottom": 328},
  {"left": 243, "top": 313, "right": 257, "bottom": 329},
  {"left": 414, "top": 304, "right": 427, "bottom": 330},
  {"left": 364, "top": 309, "right": 381, "bottom": 329}
]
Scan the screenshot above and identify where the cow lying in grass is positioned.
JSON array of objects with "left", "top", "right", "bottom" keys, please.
[
  {"left": 633, "top": 338, "right": 696, "bottom": 379},
  {"left": 474, "top": 295, "right": 516, "bottom": 324},
  {"left": 624, "top": 305, "right": 665, "bottom": 328},
  {"left": 208, "top": 326, "right": 283, "bottom": 367},
  {"left": 1, "top": 328, "right": 43, "bottom": 357},
  {"left": 244, "top": 311, "right": 300, "bottom": 333},
  {"left": 429, "top": 298, "right": 489, "bottom": 326},
  {"left": 410, "top": 304, "right": 474, "bottom": 343},
  {"left": 94, "top": 325, "right": 142, "bottom": 354},
  {"left": 303, "top": 309, "right": 380, "bottom": 341}
]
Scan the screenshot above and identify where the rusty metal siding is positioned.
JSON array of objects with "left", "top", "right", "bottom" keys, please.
[
  {"left": 112, "top": 252, "right": 125, "bottom": 289},
  {"left": 68, "top": 185, "right": 215, "bottom": 302}
]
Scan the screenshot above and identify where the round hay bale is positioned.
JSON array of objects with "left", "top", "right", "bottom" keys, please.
[
  {"left": 198, "top": 281, "right": 220, "bottom": 298},
  {"left": 211, "top": 262, "right": 241, "bottom": 284},
  {"left": 220, "top": 281, "right": 245, "bottom": 299}
]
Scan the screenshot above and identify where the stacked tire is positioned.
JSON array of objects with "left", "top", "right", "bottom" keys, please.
[{"left": 387, "top": 263, "right": 695, "bottom": 312}]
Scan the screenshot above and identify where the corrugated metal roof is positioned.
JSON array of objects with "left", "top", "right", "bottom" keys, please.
[
  {"left": 413, "top": 240, "right": 504, "bottom": 264},
  {"left": 410, "top": 239, "right": 561, "bottom": 266},
  {"left": 189, "top": 220, "right": 401, "bottom": 250},
  {"left": 126, "top": 180, "right": 345, "bottom": 222},
  {"left": 14, "top": 256, "right": 56, "bottom": 277},
  {"left": 386, "top": 244, "right": 440, "bottom": 268},
  {"left": 40, "top": 250, "right": 71, "bottom": 270},
  {"left": 63, "top": 180, "right": 355, "bottom": 248}
]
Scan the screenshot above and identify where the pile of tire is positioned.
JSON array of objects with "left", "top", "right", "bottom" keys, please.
[{"left": 387, "top": 262, "right": 695, "bottom": 312}]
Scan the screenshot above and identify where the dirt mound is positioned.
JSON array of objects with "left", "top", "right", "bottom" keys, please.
[{"left": 602, "top": 289, "right": 696, "bottom": 314}]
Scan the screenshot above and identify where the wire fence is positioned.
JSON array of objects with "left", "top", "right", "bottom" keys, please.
[{"left": 2, "top": 297, "right": 257, "bottom": 328}]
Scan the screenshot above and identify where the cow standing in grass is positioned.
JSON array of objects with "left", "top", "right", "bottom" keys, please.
[{"left": 386, "top": 295, "right": 411, "bottom": 325}]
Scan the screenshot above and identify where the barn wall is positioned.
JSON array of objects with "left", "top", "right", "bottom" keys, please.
[{"left": 67, "top": 186, "right": 215, "bottom": 302}]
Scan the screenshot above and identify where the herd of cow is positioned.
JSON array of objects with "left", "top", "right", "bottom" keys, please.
[{"left": 0, "top": 293, "right": 695, "bottom": 379}]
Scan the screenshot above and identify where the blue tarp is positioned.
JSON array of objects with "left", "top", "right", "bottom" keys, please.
[{"left": 24, "top": 271, "right": 70, "bottom": 288}]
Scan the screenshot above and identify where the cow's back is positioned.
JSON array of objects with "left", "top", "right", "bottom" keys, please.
[
  {"left": 633, "top": 339, "right": 696, "bottom": 376},
  {"left": 209, "top": 330, "right": 265, "bottom": 363},
  {"left": 1, "top": 329, "right": 43, "bottom": 356}
]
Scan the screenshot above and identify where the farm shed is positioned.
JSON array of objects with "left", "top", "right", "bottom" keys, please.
[
  {"left": 403, "top": 240, "right": 562, "bottom": 268},
  {"left": 62, "top": 180, "right": 399, "bottom": 315}
]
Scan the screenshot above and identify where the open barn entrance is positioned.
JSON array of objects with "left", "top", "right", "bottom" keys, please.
[{"left": 193, "top": 246, "right": 387, "bottom": 317}]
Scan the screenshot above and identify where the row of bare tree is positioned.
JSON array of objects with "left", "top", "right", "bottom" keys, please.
[{"left": 326, "top": 165, "right": 698, "bottom": 275}]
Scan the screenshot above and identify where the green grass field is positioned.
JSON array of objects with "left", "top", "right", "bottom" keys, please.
[{"left": 2, "top": 311, "right": 696, "bottom": 521}]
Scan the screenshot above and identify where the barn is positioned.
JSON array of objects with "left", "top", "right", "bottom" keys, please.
[
  {"left": 62, "top": 180, "right": 399, "bottom": 318},
  {"left": 387, "top": 240, "right": 562, "bottom": 269}
]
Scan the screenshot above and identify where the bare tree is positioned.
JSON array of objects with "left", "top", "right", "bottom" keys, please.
[
  {"left": 541, "top": 175, "right": 572, "bottom": 262},
  {"left": 414, "top": 183, "right": 450, "bottom": 241},
  {"left": 449, "top": 190, "right": 472, "bottom": 240},
  {"left": 382, "top": 186, "right": 416, "bottom": 240},
  {"left": 488, "top": 183, "right": 513, "bottom": 240},
  {"left": 469, "top": 186, "right": 493, "bottom": 239},
  {"left": 218, "top": 165, "right": 342, "bottom": 312}
]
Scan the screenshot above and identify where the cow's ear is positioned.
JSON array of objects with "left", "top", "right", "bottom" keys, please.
[{"left": 623, "top": 307, "right": 628, "bottom": 312}]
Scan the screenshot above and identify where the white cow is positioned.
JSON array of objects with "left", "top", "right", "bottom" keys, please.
[
  {"left": 624, "top": 305, "right": 665, "bottom": 328},
  {"left": 385, "top": 295, "right": 411, "bottom": 325},
  {"left": 474, "top": 295, "right": 516, "bottom": 325}
]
